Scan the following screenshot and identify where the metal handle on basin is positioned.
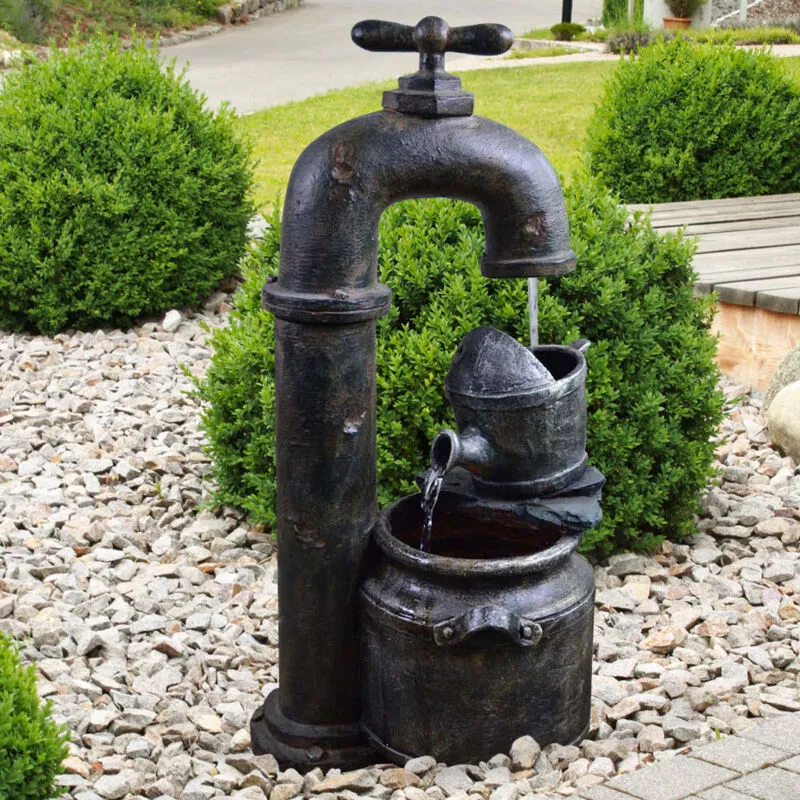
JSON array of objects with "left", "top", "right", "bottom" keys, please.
[{"left": 433, "top": 606, "right": 543, "bottom": 647}]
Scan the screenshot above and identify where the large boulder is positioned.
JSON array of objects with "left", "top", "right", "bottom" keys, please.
[
  {"left": 765, "top": 345, "right": 800, "bottom": 412},
  {"left": 766, "top": 379, "right": 800, "bottom": 462}
]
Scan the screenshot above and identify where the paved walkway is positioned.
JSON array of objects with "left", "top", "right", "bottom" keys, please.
[
  {"left": 579, "top": 711, "right": 800, "bottom": 800},
  {"left": 167, "top": 0, "right": 603, "bottom": 113}
]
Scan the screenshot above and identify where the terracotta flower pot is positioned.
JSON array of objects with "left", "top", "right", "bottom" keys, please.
[{"left": 663, "top": 16, "right": 692, "bottom": 29}]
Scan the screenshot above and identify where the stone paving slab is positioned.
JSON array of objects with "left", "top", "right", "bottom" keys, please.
[
  {"left": 579, "top": 712, "right": 800, "bottom": 800},
  {"left": 687, "top": 736, "right": 789, "bottom": 773},
  {"left": 777, "top": 754, "right": 800, "bottom": 773},
  {"left": 579, "top": 786, "right": 637, "bottom": 800},
  {"left": 696, "top": 787, "right": 758, "bottom": 799},
  {"left": 723, "top": 766, "right": 800, "bottom": 800},
  {"left": 737, "top": 712, "right": 800, "bottom": 750},
  {"left": 596, "top": 757, "right": 737, "bottom": 800}
]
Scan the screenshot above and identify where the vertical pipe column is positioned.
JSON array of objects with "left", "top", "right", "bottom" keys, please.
[{"left": 251, "top": 317, "right": 379, "bottom": 769}]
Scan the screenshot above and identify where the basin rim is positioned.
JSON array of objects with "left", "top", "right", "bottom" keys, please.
[{"left": 372, "top": 495, "right": 581, "bottom": 578}]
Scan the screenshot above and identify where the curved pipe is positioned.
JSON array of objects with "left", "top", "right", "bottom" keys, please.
[{"left": 277, "top": 110, "right": 575, "bottom": 295}]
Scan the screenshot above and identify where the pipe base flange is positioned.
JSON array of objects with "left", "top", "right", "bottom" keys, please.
[{"left": 250, "top": 690, "right": 377, "bottom": 770}]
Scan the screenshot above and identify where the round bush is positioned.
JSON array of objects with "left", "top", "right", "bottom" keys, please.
[
  {"left": 586, "top": 37, "right": 800, "bottom": 203},
  {"left": 550, "top": 22, "right": 585, "bottom": 41},
  {"left": 0, "top": 632, "right": 69, "bottom": 799},
  {"left": 0, "top": 38, "right": 252, "bottom": 334},
  {"left": 196, "top": 177, "right": 722, "bottom": 555}
]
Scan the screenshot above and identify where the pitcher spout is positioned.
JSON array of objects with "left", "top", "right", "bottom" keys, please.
[{"left": 431, "top": 428, "right": 494, "bottom": 479}]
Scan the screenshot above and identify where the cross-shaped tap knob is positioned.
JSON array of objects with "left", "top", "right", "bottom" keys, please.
[{"left": 351, "top": 17, "right": 514, "bottom": 117}]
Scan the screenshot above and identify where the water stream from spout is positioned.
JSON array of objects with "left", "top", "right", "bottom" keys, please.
[{"left": 420, "top": 464, "right": 446, "bottom": 552}]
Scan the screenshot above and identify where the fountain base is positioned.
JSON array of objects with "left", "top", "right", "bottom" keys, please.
[
  {"left": 250, "top": 691, "right": 376, "bottom": 770},
  {"left": 359, "top": 494, "right": 596, "bottom": 764}
]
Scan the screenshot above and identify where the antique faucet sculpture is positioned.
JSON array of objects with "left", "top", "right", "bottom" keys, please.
[{"left": 251, "top": 16, "right": 593, "bottom": 770}]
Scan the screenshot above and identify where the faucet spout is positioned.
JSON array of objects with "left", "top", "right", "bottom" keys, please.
[{"left": 264, "top": 111, "right": 575, "bottom": 324}]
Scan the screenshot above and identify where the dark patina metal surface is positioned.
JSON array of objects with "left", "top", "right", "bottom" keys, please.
[
  {"left": 251, "top": 16, "right": 580, "bottom": 770},
  {"left": 359, "top": 495, "right": 596, "bottom": 764},
  {"left": 361, "top": 322, "right": 603, "bottom": 763},
  {"left": 429, "top": 465, "right": 606, "bottom": 533},
  {"left": 352, "top": 17, "right": 513, "bottom": 117},
  {"left": 431, "top": 328, "right": 590, "bottom": 497}
]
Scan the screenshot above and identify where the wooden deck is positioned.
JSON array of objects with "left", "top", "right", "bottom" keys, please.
[
  {"left": 633, "top": 192, "right": 800, "bottom": 314},
  {"left": 630, "top": 193, "right": 800, "bottom": 390}
]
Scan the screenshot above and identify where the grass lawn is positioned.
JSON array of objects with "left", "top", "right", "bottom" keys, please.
[
  {"left": 519, "top": 27, "right": 556, "bottom": 39},
  {"left": 778, "top": 55, "right": 800, "bottom": 80},
  {"left": 240, "top": 55, "right": 800, "bottom": 213},
  {"left": 240, "top": 61, "right": 617, "bottom": 211},
  {"left": 505, "top": 46, "right": 576, "bottom": 59}
]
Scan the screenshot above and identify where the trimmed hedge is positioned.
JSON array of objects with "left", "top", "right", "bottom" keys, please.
[
  {"left": 196, "top": 177, "right": 722, "bottom": 555},
  {"left": 586, "top": 37, "right": 800, "bottom": 203},
  {"left": 0, "top": 37, "right": 252, "bottom": 334},
  {"left": 0, "top": 632, "right": 68, "bottom": 799},
  {"left": 551, "top": 22, "right": 585, "bottom": 41}
]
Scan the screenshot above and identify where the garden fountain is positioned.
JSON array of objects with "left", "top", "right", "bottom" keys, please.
[{"left": 251, "top": 16, "right": 603, "bottom": 769}]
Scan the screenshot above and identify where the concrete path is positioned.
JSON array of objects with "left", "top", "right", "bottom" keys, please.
[
  {"left": 579, "top": 711, "right": 800, "bottom": 800},
  {"left": 167, "top": 0, "right": 603, "bottom": 113}
]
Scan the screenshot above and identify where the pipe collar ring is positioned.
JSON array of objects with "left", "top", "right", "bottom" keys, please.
[{"left": 262, "top": 281, "right": 392, "bottom": 324}]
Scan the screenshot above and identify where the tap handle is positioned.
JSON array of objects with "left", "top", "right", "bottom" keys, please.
[
  {"left": 352, "top": 17, "right": 513, "bottom": 59},
  {"left": 448, "top": 23, "right": 515, "bottom": 56},
  {"left": 351, "top": 20, "right": 416, "bottom": 52}
]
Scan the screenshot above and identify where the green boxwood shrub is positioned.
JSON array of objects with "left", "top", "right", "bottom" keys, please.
[
  {"left": 586, "top": 37, "right": 800, "bottom": 203},
  {"left": 0, "top": 38, "right": 252, "bottom": 334},
  {"left": 0, "top": 632, "right": 68, "bottom": 799},
  {"left": 196, "top": 177, "right": 722, "bottom": 555},
  {"left": 550, "top": 22, "right": 585, "bottom": 41}
]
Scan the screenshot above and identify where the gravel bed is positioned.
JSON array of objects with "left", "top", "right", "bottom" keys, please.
[{"left": 1, "top": 299, "right": 799, "bottom": 800}]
